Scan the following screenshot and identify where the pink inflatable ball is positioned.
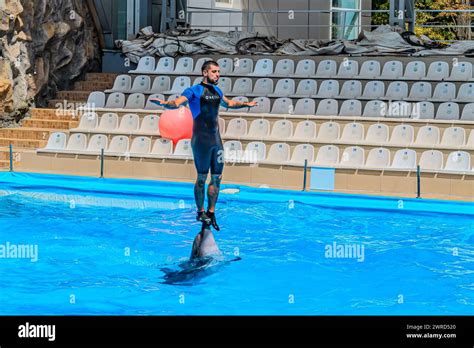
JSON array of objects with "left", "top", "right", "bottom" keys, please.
[{"left": 159, "top": 107, "right": 193, "bottom": 145}]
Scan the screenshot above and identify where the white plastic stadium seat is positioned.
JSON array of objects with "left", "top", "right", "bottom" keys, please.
[
  {"left": 173, "top": 139, "right": 193, "bottom": 158},
  {"left": 287, "top": 144, "right": 314, "bottom": 166},
  {"left": 73, "top": 112, "right": 98, "bottom": 131},
  {"left": 316, "top": 80, "right": 339, "bottom": 98},
  {"left": 173, "top": 57, "right": 194, "bottom": 75},
  {"left": 456, "top": 83, "right": 474, "bottom": 102},
  {"left": 314, "top": 145, "right": 340, "bottom": 167},
  {"left": 432, "top": 82, "right": 456, "bottom": 101},
  {"left": 269, "top": 79, "right": 295, "bottom": 97},
  {"left": 365, "top": 148, "right": 390, "bottom": 169},
  {"left": 339, "top": 80, "right": 362, "bottom": 99},
  {"left": 230, "top": 78, "right": 252, "bottom": 96},
  {"left": 124, "top": 93, "right": 146, "bottom": 110},
  {"left": 293, "top": 59, "right": 316, "bottom": 77},
  {"left": 407, "top": 82, "right": 432, "bottom": 101},
  {"left": 427, "top": 61, "right": 450, "bottom": 80},
  {"left": 436, "top": 102, "right": 460, "bottom": 120},
  {"left": 106, "top": 136, "right": 130, "bottom": 155},
  {"left": 316, "top": 59, "right": 337, "bottom": 77},
  {"left": 419, "top": 150, "right": 444, "bottom": 171},
  {"left": 339, "top": 100, "right": 362, "bottom": 117},
  {"left": 362, "top": 100, "right": 386, "bottom": 118},
  {"left": 358, "top": 60, "right": 381, "bottom": 79},
  {"left": 444, "top": 151, "right": 471, "bottom": 172},
  {"left": 106, "top": 75, "right": 131, "bottom": 93},
  {"left": 150, "top": 139, "right": 173, "bottom": 156},
  {"left": 386, "top": 81, "right": 408, "bottom": 100},
  {"left": 365, "top": 124, "right": 389, "bottom": 144},
  {"left": 389, "top": 124, "right": 414, "bottom": 145},
  {"left": 129, "top": 75, "right": 151, "bottom": 93},
  {"left": 410, "top": 102, "right": 434, "bottom": 119},
  {"left": 217, "top": 58, "right": 234, "bottom": 74},
  {"left": 105, "top": 93, "right": 126, "bottom": 109},
  {"left": 293, "top": 121, "right": 316, "bottom": 141},
  {"left": 294, "top": 79, "right": 317, "bottom": 97},
  {"left": 247, "top": 119, "right": 270, "bottom": 138},
  {"left": 83, "top": 134, "right": 108, "bottom": 155},
  {"left": 249, "top": 58, "right": 273, "bottom": 77},
  {"left": 362, "top": 81, "right": 385, "bottom": 99},
  {"left": 117, "top": 114, "right": 140, "bottom": 133},
  {"left": 386, "top": 101, "right": 411, "bottom": 118},
  {"left": 391, "top": 149, "right": 417, "bottom": 170},
  {"left": 403, "top": 61, "right": 426, "bottom": 80},
  {"left": 193, "top": 57, "right": 212, "bottom": 74},
  {"left": 339, "top": 146, "right": 365, "bottom": 167},
  {"left": 250, "top": 78, "right": 274, "bottom": 97},
  {"left": 129, "top": 136, "right": 152, "bottom": 156},
  {"left": 83, "top": 92, "right": 105, "bottom": 109},
  {"left": 98, "top": 113, "right": 119, "bottom": 132},
  {"left": 149, "top": 76, "right": 171, "bottom": 94},
  {"left": 262, "top": 143, "right": 291, "bottom": 164},
  {"left": 130, "top": 56, "right": 156, "bottom": 74},
  {"left": 271, "top": 98, "right": 293, "bottom": 114},
  {"left": 448, "top": 61, "right": 473, "bottom": 81},
  {"left": 154, "top": 57, "right": 175, "bottom": 74},
  {"left": 316, "top": 99, "right": 338, "bottom": 116},
  {"left": 64, "top": 133, "right": 87, "bottom": 153},
  {"left": 441, "top": 127, "right": 465, "bottom": 147},
  {"left": 244, "top": 142, "right": 266, "bottom": 163},
  {"left": 273, "top": 59, "right": 295, "bottom": 77},
  {"left": 340, "top": 122, "right": 364, "bottom": 142},
  {"left": 42, "top": 132, "right": 67, "bottom": 151},
  {"left": 414, "top": 125, "right": 440, "bottom": 146},
  {"left": 381, "top": 60, "right": 403, "bottom": 79},
  {"left": 337, "top": 59, "right": 358, "bottom": 78},
  {"left": 461, "top": 103, "right": 474, "bottom": 121},
  {"left": 269, "top": 120, "right": 293, "bottom": 139},
  {"left": 138, "top": 115, "right": 160, "bottom": 135},
  {"left": 294, "top": 98, "right": 315, "bottom": 115},
  {"left": 225, "top": 118, "right": 248, "bottom": 137},
  {"left": 230, "top": 58, "right": 253, "bottom": 76},
  {"left": 317, "top": 121, "right": 340, "bottom": 142},
  {"left": 164, "top": 76, "right": 191, "bottom": 94}
]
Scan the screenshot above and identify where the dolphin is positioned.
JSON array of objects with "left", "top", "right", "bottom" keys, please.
[{"left": 160, "top": 223, "right": 240, "bottom": 285}]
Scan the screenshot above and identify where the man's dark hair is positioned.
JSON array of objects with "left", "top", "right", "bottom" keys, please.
[{"left": 202, "top": 60, "right": 219, "bottom": 73}]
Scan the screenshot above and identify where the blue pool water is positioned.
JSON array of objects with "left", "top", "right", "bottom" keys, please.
[{"left": 0, "top": 173, "right": 473, "bottom": 315}]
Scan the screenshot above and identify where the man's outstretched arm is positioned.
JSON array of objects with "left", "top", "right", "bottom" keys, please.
[
  {"left": 222, "top": 96, "right": 258, "bottom": 109},
  {"left": 149, "top": 96, "right": 189, "bottom": 109}
]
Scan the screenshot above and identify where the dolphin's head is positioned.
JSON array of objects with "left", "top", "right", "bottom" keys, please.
[{"left": 191, "top": 224, "right": 221, "bottom": 260}]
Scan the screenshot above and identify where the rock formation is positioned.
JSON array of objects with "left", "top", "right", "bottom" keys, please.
[{"left": 0, "top": 0, "right": 101, "bottom": 125}]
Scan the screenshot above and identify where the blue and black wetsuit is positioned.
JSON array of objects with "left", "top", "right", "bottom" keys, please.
[{"left": 181, "top": 82, "right": 225, "bottom": 175}]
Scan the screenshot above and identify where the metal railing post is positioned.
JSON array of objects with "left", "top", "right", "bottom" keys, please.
[
  {"left": 9, "top": 144, "right": 13, "bottom": 172},
  {"left": 416, "top": 165, "right": 421, "bottom": 199},
  {"left": 100, "top": 149, "right": 104, "bottom": 178},
  {"left": 303, "top": 159, "right": 308, "bottom": 191}
]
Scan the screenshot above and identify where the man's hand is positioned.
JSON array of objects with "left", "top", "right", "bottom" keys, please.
[
  {"left": 149, "top": 98, "right": 167, "bottom": 106},
  {"left": 245, "top": 101, "right": 258, "bottom": 108}
]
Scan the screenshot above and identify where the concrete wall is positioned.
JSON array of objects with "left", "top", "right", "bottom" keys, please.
[{"left": 187, "top": 0, "right": 244, "bottom": 31}]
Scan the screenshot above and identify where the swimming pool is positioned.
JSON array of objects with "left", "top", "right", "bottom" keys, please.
[{"left": 0, "top": 172, "right": 473, "bottom": 315}]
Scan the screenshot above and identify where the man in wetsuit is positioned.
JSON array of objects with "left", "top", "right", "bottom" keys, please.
[{"left": 150, "top": 60, "right": 257, "bottom": 231}]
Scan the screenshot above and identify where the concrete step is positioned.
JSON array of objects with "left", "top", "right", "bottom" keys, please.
[
  {"left": 31, "top": 108, "right": 78, "bottom": 121},
  {"left": 22, "top": 119, "right": 78, "bottom": 130},
  {"left": 74, "top": 81, "right": 113, "bottom": 91},
  {"left": 0, "top": 128, "right": 56, "bottom": 141},
  {"left": 86, "top": 73, "right": 118, "bottom": 83},
  {"left": 0, "top": 137, "right": 47, "bottom": 148},
  {"left": 56, "top": 90, "right": 90, "bottom": 102}
]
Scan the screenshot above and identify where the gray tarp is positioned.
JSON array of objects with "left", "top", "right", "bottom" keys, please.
[{"left": 116, "top": 25, "right": 473, "bottom": 63}]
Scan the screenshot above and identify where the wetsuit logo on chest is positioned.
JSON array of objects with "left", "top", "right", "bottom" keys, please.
[{"left": 203, "top": 95, "right": 220, "bottom": 101}]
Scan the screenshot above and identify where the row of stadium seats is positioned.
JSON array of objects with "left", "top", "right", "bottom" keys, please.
[
  {"left": 83, "top": 92, "right": 474, "bottom": 120},
  {"left": 71, "top": 112, "right": 474, "bottom": 148},
  {"left": 105, "top": 75, "right": 474, "bottom": 102},
  {"left": 39, "top": 132, "right": 473, "bottom": 173},
  {"left": 129, "top": 56, "right": 474, "bottom": 81}
]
